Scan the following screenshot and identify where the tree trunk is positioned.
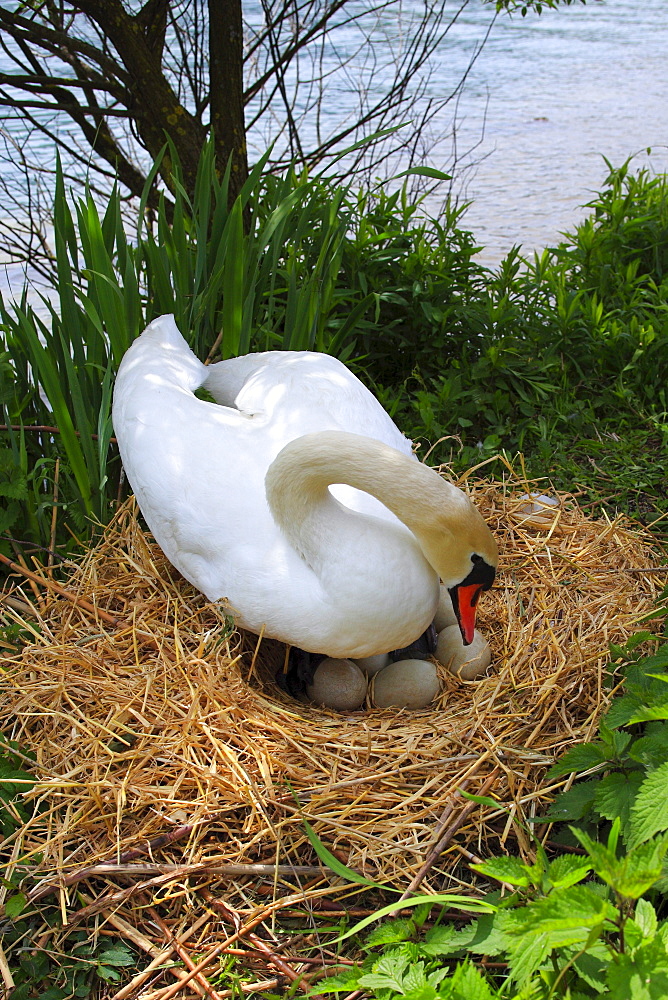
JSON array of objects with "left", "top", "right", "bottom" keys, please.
[
  {"left": 208, "top": 0, "right": 249, "bottom": 206},
  {"left": 76, "top": 0, "right": 207, "bottom": 195}
]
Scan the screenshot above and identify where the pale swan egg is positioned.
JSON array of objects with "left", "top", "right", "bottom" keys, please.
[
  {"left": 354, "top": 652, "right": 390, "bottom": 676},
  {"left": 307, "top": 658, "right": 368, "bottom": 710},
  {"left": 435, "top": 626, "right": 492, "bottom": 680},
  {"left": 370, "top": 658, "right": 440, "bottom": 709}
]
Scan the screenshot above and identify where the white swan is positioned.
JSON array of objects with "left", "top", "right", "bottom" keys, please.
[{"left": 112, "top": 315, "right": 498, "bottom": 658}]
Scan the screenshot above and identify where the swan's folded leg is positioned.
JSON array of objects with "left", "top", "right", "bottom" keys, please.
[
  {"left": 388, "top": 623, "right": 438, "bottom": 662},
  {"left": 276, "top": 647, "right": 326, "bottom": 697}
]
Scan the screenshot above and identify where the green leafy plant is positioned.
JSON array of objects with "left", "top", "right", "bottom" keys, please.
[
  {"left": 543, "top": 632, "right": 668, "bottom": 851},
  {"left": 315, "top": 813, "right": 668, "bottom": 999}
]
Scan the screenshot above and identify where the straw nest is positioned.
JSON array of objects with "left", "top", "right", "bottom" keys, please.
[{"left": 0, "top": 473, "right": 665, "bottom": 936}]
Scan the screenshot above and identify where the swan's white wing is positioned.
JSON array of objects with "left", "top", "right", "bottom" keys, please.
[
  {"left": 203, "top": 351, "right": 414, "bottom": 520},
  {"left": 204, "top": 351, "right": 413, "bottom": 454}
]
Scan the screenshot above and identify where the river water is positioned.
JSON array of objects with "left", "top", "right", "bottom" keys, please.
[{"left": 440, "top": 0, "right": 668, "bottom": 262}]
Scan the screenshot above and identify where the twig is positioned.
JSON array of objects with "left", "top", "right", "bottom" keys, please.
[
  {"left": 29, "top": 858, "right": 323, "bottom": 903},
  {"left": 199, "top": 889, "right": 323, "bottom": 1000},
  {"left": 149, "top": 906, "right": 226, "bottom": 1000},
  {"left": 204, "top": 330, "right": 223, "bottom": 365},
  {"left": 111, "top": 910, "right": 212, "bottom": 1000},
  {"left": 0, "top": 423, "right": 115, "bottom": 443},
  {"left": 55, "top": 866, "right": 210, "bottom": 923},
  {"left": 399, "top": 767, "right": 500, "bottom": 901}
]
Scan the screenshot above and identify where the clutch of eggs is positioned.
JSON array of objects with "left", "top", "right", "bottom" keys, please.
[{"left": 305, "top": 587, "right": 492, "bottom": 711}]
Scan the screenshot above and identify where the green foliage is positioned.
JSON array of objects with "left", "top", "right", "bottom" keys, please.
[
  {"left": 0, "top": 141, "right": 360, "bottom": 555},
  {"left": 2, "top": 141, "right": 668, "bottom": 999},
  {"left": 310, "top": 623, "right": 668, "bottom": 999},
  {"left": 0, "top": 735, "right": 34, "bottom": 839},
  {"left": 544, "top": 634, "right": 668, "bottom": 852},
  {"left": 361, "top": 164, "right": 668, "bottom": 529},
  {"left": 2, "top": 151, "right": 668, "bottom": 563},
  {"left": 318, "top": 820, "right": 668, "bottom": 999},
  {"left": 6, "top": 925, "right": 137, "bottom": 999}
]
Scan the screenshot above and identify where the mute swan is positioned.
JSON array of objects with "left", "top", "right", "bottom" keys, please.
[{"left": 112, "top": 315, "right": 498, "bottom": 659}]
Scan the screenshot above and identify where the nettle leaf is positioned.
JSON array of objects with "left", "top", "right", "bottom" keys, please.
[
  {"left": 402, "top": 988, "right": 438, "bottom": 1000},
  {"left": 653, "top": 856, "right": 668, "bottom": 895},
  {"left": 96, "top": 967, "right": 122, "bottom": 983},
  {"left": 573, "top": 941, "right": 610, "bottom": 992},
  {"left": 547, "top": 853, "right": 592, "bottom": 889},
  {"left": 517, "top": 885, "right": 616, "bottom": 949},
  {"left": 604, "top": 680, "right": 668, "bottom": 727},
  {"left": 606, "top": 938, "right": 668, "bottom": 999},
  {"left": 506, "top": 929, "right": 551, "bottom": 985},
  {"left": 541, "top": 778, "right": 599, "bottom": 821},
  {"left": 629, "top": 726, "right": 668, "bottom": 769},
  {"left": 421, "top": 922, "right": 473, "bottom": 956},
  {"left": 402, "top": 960, "right": 429, "bottom": 993},
  {"left": 601, "top": 726, "right": 634, "bottom": 757},
  {"left": 628, "top": 762, "right": 668, "bottom": 848},
  {"left": 426, "top": 967, "right": 452, "bottom": 988},
  {"left": 314, "top": 968, "right": 361, "bottom": 993},
  {"left": 4, "top": 891, "right": 27, "bottom": 919},
  {"left": 0, "top": 451, "right": 28, "bottom": 501},
  {"left": 594, "top": 771, "right": 644, "bottom": 831},
  {"left": 465, "top": 913, "right": 508, "bottom": 957},
  {"left": 470, "top": 855, "right": 533, "bottom": 887},
  {"left": 634, "top": 898, "right": 658, "bottom": 940},
  {"left": 572, "top": 825, "right": 667, "bottom": 898},
  {"left": 357, "top": 972, "right": 406, "bottom": 992},
  {"left": 96, "top": 944, "right": 136, "bottom": 967},
  {"left": 637, "top": 646, "right": 668, "bottom": 675},
  {"left": 621, "top": 836, "right": 668, "bottom": 899},
  {"left": 366, "top": 949, "right": 411, "bottom": 989},
  {"left": 446, "top": 960, "right": 498, "bottom": 1000},
  {"left": 547, "top": 741, "right": 611, "bottom": 779},
  {"left": 365, "top": 917, "right": 416, "bottom": 947}
]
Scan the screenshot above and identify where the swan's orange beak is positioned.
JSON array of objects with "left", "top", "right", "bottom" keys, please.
[{"left": 451, "top": 583, "right": 482, "bottom": 645}]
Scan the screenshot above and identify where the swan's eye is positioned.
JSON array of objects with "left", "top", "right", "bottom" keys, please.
[{"left": 461, "top": 554, "right": 495, "bottom": 591}]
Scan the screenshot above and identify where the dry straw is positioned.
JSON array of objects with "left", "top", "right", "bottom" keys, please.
[{"left": 0, "top": 468, "right": 665, "bottom": 993}]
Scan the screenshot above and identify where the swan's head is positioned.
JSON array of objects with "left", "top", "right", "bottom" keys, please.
[{"left": 419, "top": 495, "right": 498, "bottom": 646}]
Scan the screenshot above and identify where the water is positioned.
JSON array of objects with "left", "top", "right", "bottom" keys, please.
[{"left": 440, "top": 0, "right": 668, "bottom": 261}]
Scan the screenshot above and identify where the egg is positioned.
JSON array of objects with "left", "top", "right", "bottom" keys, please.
[
  {"left": 515, "top": 492, "right": 560, "bottom": 528},
  {"left": 370, "top": 658, "right": 440, "bottom": 709},
  {"left": 306, "top": 657, "right": 368, "bottom": 710},
  {"left": 435, "top": 626, "right": 492, "bottom": 680},
  {"left": 354, "top": 652, "right": 390, "bottom": 676},
  {"left": 433, "top": 585, "right": 458, "bottom": 632}
]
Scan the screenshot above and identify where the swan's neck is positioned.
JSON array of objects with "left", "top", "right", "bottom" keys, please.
[{"left": 265, "top": 431, "right": 467, "bottom": 574}]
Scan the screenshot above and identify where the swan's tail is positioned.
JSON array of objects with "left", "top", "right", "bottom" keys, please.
[
  {"left": 140, "top": 314, "right": 192, "bottom": 350},
  {"left": 120, "top": 314, "right": 206, "bottom": 391}
]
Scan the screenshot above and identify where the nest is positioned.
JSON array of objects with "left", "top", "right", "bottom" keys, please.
[{"left": 0, "top": 471, "right": 665, "bottom": 994}]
